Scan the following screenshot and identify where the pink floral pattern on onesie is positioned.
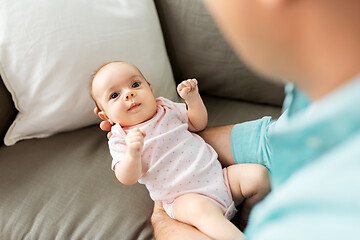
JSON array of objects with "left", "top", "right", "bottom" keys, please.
[{"left": 109, "top": 97, "right": 237, "bottom": 220}]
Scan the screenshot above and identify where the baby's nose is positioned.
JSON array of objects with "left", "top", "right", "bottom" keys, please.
[{"left": 125, "top": 92, "right": 135, "bottom": 100}]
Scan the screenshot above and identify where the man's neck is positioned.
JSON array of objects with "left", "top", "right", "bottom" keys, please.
[{"left": 294, "top": 2, "right": 360, "bottom": 100}]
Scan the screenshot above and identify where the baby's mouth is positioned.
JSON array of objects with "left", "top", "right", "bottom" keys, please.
[{"left": 128, "top": 102, "right": 141, "bottom": 111}]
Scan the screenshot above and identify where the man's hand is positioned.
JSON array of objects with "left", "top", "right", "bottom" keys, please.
[
  {"left": 177, "top": 78, "right": 199, "bottom": 102},
  {"left": 125, "top": 128, "right": 145, "bottom": 158},
  {"left": 94, "top": 107, "right": 113, "bottom": 139}
]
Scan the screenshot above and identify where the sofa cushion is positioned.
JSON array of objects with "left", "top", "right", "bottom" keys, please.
[
  {"left": 155, "top": 0, "right": 285, "bottom": 106},
  {"left": 203, "top": 95, "right": 281, "bottom": 127},
  {"left": 0, "top": 125, "right": 154, "bottom": 240},
  {"left": 0, "top": 0, "right": 178, "bottom": 146}
]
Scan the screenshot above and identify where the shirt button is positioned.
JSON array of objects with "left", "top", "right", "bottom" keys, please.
[{"left": 307, "top": 136, "right": 322, "bottom": 148}]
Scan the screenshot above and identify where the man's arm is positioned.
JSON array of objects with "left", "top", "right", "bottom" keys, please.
[
  {"left": 151, "top": 202, "right": 212, "bottom": 240},
  {"left": 198, "top": 125, "right": 236, "bottom": 167},
  {"left": 230, "top": 117, "right": 274, "bottom": 170}
]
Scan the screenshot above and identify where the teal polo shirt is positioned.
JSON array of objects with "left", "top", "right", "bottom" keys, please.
[{"left": 231, "top": 74, "right": 360, "bottom": 239}]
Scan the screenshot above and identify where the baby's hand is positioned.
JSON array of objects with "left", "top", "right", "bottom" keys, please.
[
  {"left": 177, "top": 78, "right": 199, "bottom": 101},
  {"left": 125, "top": 128, "right": 145, "bottom": 158}
]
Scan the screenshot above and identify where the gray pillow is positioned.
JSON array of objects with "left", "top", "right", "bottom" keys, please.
[{"left": 155, "top": 0, "right": 285, "bottom": 106}]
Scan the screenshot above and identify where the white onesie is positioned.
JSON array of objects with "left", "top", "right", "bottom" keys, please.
[{"left": 109, "top": 97, "right": 236, "bottom": 219}]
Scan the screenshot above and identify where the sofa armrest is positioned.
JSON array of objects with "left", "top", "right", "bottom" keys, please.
[{"left": 0, "top": 75, "right": 17, "bottom": 146}]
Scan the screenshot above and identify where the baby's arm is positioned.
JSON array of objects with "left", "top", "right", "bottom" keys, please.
[
  {"left": 114, "top": 128, "right": 144, "bottom": 185},
  {"left": 177, "top": 79, "right": 208, "bottom": 132}
]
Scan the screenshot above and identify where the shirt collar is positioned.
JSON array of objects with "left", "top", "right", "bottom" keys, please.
[{"left": 270, "top": 73, "right": 360, "bottom": 186}]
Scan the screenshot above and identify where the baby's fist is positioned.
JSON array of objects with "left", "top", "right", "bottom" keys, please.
[
  {"left": 125, "top": 128, "right": 145, "bottom": 157},
  {"left": 177, "top": 78, "right": 199, "bottom": 101}
]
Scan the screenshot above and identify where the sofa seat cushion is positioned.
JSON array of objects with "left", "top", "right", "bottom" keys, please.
[{"left": 0, "top": 125, "right": 154, "bottom": 240}]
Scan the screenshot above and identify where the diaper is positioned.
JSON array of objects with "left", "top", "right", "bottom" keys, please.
[{"left": 162, "top": 168, "right": 237, "bottom": 220}]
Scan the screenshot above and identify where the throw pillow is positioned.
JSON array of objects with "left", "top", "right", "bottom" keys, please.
[{"left": 0, "top": 0, "right": 178, "bottom": 146}]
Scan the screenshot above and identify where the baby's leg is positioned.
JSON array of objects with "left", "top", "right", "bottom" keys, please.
[
  {"left": 172, "top": 193, "right": 243, "bottom": 240},
  {"left": 227, "top": 164, "right": 271, "bottom": 229}
]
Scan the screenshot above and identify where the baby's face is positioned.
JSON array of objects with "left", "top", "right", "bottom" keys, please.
[{"left": 92, "top": 62, "right": 157, "bottom": 127}]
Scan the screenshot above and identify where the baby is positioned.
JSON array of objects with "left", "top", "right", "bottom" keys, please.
[{"left": 90, "top": 61, "right": 270, "bottom": 239}]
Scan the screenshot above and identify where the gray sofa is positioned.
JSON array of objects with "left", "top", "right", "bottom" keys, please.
[{"left": 0, "top": 1, "right": 283, "bottom": 239}]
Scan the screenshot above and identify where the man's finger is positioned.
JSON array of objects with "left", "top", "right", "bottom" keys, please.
[
  {"left": 100, "top": 121, "right": 112, "bottom": 132},
  {"left": 107, "top": 132, "right": 112, "bottom": 140},
  {"left": 153, "top": 201, "right": 165, "bottom": 212},
  {"left": 94, "top": 107, "right": 99, "bottom": 116}
]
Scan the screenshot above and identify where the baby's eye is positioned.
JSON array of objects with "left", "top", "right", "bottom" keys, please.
[
  {"left": 132, "top": 82, "right": 141, "bottom": 88},
  {"left": 110, "top": 93, "right": 119, "bottom": 99}
]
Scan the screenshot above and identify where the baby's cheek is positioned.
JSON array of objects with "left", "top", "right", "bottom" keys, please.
[{"left": 108, "top": 108, "right": 124, "bottom": 124}]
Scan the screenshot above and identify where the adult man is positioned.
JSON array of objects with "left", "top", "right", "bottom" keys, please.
[{"left": 150, "top": 0, "right": 360, "bottom": 239}]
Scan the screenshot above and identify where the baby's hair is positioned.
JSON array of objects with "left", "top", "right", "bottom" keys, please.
[
  {"left": 90, "top": 61, "right": 124, "bottom": 111},
  {"left": 90, "top": 61, "right": 150, "bottom": 112}
]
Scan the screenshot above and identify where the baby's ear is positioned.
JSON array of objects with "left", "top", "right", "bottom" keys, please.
[
  {"left": 99, "top": 111, "right": 115, "bottom": 125},
  {"left": 98, "top": 111, "right": 109, "bottom": 121}
]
